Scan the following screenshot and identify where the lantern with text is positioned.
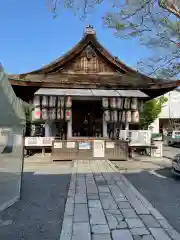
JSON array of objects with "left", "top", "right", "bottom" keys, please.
[
  {"left": 132, "top": 111, "right": 140, "bottom": 123},
  {"left": 104, "top": 110, "right": 110, "bottom": 122},
  {"left": 33, "top": 107, "right": 41, "bottom": 120},
  {"left": 65, "top": 109, "right": 72, "bottom": 121},
  {"left": 110, "top": 98, "right": 116, "bottom": 108},
  {"left": 117, "top": 98, "right": 123, "bottom": 109},
  {"left": 42, "top": 108, "right": 48, "bottom": 120},
  {"left": 42, "top": 96, "right": 48, "bottom": 107},
  {"left": 131, "top": 98, "right": 138, "bottom": 110},
  {"left": 33, "top": 96, "right": 40, "bottom": 107},
  {"left": 66, "top": 96, "right": 72, "bottom": 108},
  {"left": 102, "top": 98, "right": 109, "bottom": 108}
]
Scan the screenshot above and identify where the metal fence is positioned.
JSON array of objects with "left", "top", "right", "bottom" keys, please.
[{"left": 51, "top": 139, "right": 128, "bottom": 161}]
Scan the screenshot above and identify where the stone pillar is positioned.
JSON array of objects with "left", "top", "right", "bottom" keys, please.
[
  {"left": 102, "top": 117, "right": 108, "bottom": 138},
  {"left": 67, "top": 118, "right": 72, "bottom": 139}
]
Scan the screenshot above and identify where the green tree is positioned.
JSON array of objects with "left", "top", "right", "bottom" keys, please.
[
  {"left": 104, "top": 0, "right": 180, "bottom": 78},
  {"left": 22, "top": 101, "right": 33, "bottom": 136},
  {"left": 140, "top": 96, "right": 168, "bottom": 129}
]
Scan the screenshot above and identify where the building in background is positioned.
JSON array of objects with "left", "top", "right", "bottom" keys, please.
[
  {"left": 150, "top": 89, "right": 180, "bottom": 134},
  {"left": 8, "top": 26, "right": 180, "bottom": 140}
]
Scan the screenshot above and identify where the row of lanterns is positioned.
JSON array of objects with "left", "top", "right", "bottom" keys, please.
[
  {"left": 32, "top": 96, "right": 72, "bottom": 121},
  {"left": 103, "top": 110, "right": 140, "bottom": 123},
  {"left": 102, "top": 97, "right": 143, "bottom": 111},
  {"left": 33, "top": 95, "right": 72, "bottom": 108}
]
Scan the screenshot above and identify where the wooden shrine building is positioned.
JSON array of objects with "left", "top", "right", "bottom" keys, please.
[{"left": 8, "top": 26, "right": 180, "bottom": 140}]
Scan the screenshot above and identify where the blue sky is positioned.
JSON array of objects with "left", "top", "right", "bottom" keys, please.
[{"left": 0, "top": 0, "right": 150, "bottom": 74}]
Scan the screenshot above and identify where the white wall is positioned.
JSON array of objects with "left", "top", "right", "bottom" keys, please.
[
  {"left": 149, "top": 89, "right": 180, "bottom": 133},
  {"left": 159, "top": 89, "right": 180, "bottom": 119}
]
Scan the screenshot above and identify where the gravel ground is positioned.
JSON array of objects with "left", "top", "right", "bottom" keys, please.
[
  {"left": 0, "top": 161, "right": 72, "bottom": 240},
  {"left": 124, "top": 167, "right": 180, "bottom": 233}
]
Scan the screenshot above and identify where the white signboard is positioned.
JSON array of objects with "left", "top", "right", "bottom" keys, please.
[
  {"left": 54, "top": 142, "right": 62, "bottom": 148},
  {"left": 67, "top": 142, "right": 75, "bottom": 148},
  {"left": 79, "top": 142, "right": 90, "bottom": 149},
  {"left": 93, "top": 140, "right": 105, "bottom": 158},
  {"left": 25, "top": 137, "right": 54, "bottom": 147}
]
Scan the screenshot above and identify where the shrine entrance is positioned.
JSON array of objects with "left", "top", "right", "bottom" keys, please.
[{"left": 72, "top": 99, "right": 102, "bottom": 137}]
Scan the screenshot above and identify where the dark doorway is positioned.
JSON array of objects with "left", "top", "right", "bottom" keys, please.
[{"left": 72, "top": 100, "right": 102, "bottom": 137}]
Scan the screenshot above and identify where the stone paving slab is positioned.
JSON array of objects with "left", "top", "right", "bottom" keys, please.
[{"left": 59, "top": 160, "right": 180, "bottom": 240}]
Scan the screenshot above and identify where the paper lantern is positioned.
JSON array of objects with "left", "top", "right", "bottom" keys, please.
[
  {"left": 42, "top": 108, "right": 48, "bottom": 120},
  {"left": 104, "top": 110, "right": 110, "bottom": 122},
  {"left": 102, "top": 98, "right": 109, "bottom": 108},
  {"left": 66, "top": 96, "right": 72, "bottom": 108},
  {"left": 113, "top": 111, "right": 118, "bottom": 122},
  {"left": 124, "top": 98, "right": 130, "bottom": 109},
  {"left": 61, "top": 109, "right": 64, "bottom": 119},
  {"left": 33, "top": 96, "right": 40, "bottom": 107},
  {"left": 33, "top": 107, "right": 41, "bottom": 120},
  {"left": 126, "top": 111, "right": 132, "bottom": 123},
  {"left": 122, "top": 111, "right": 126, "bottom": 122},
  {"left": 61, "top": 97, "right": 65, "bottom": 108},
  {"left": 57, "top": 109, "right": 61, "bottom": 119},
  {"left": 131, "top": 98, "right": 138, "bottom": 110},
  {"left": 110, "top": 98, "right": 116, "bottom": 108},
  {"left": 132, "top": 110, "right": 139, "bottom": 123},
  {"left": 52, "top": 108, "right": 56, "bottom": 120},
  {"left": 65, "top": 109, "right": 72, "bottom": 121},
  {"left": 57, "top": 97, "right": 61, "bottom": 108},
  {"left": 42, "top": 96, "right": 48, "bottom": 107},
  {"left": 117, "top": 98, "right": 123, "bottom": 109},
  {"left": 49, "top": 96, "right": 56, "bottom": 107}
]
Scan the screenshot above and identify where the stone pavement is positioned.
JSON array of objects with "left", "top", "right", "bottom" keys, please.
[{"left": 59, "top": 160, "right": 180, "bottom": 240}]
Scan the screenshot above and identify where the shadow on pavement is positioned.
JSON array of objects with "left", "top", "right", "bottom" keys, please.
[{"left": 0, "top": 172, "right": 71, "bottom": 240}]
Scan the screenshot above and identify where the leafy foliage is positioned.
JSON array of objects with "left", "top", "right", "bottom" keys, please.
[
  {"left": 103, "top": 0, "right": 180, "bottom": 79},
  {"left": 140, "top": 96, "right": 168, "bottom": 129},
  {"left": 22, "top": 101, "right": 33, "bottom": 136}
]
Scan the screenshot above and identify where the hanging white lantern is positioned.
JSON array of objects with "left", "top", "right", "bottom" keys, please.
[
  {"left": 126, "top": 111, "right": 132, "bottom": 123},
  {"left": 42, "top": 108, "right": 48, "bottom": 120},
  {"left": 131, "top": 98, "right": 138, "bottom": 110},
  {"left": 49, "top": 96, "right": 56, "bottom": 107},
  {"left": 66, "top": 96, "right": 72, "bottom": 108},
  {"left": 132, "top": 110, "right": 140, "bottom": 123},
  {"left": 61, "top": 109, "right": 64, "bottom": 119},
  {"left": 110, "top": 98, "right": 116, "bottom": 108},
  {"left": 57, "top": 96, "right": 61, "bottom": 108},
  {"left": 104, "top": 111, "right": 110, "bottom": 122},
  {"left": 57, "top": 109, "right": 61, "bottom": 119},
  {"left": 124, "top": 98, "right": 130, "bottom": 109},
  {"left": 33, "top": 96, "right": 40, "bottom": 107},
  {"left": 60, "top": 97, "right": 65, "bottom": 108},
  {"left": 122, "top": 111, "right": 126, "bottom": 122},
  {"left": 113, "top": 110, "right": 118, "bottom": 122},
  {"left": 52, "top": 108, "right": 56, "bottom": 120},
  {"left": 33, "top": 107, "right": 41, "bottom": 120},
  {"left": 117, "top": 98, "right": 123, "bottom": 109},
  {"left": 65, "top": 109, "right": 72, "bottom": 121},
  {"left": 41, "top": 96, "right": 48, "bottom": 107},
  {"left": 102, "top": 98, "right": 109, "bottom": 108}
]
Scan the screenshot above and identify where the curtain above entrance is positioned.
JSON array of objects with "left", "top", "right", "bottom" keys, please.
[{"left": 34, "top": 88, "right": 149, "bottom": 98}]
